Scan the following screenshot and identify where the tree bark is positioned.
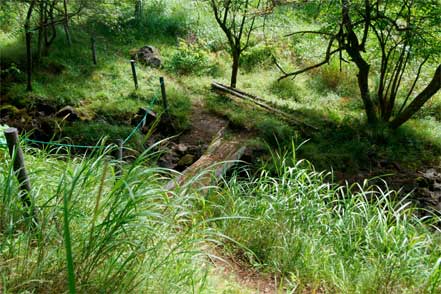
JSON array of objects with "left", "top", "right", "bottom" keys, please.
[
  {"left": 25, "top": 0, "right": 36, "bottom": 92},
  {"left": 341, "top": 0, "right": 377, "bottom": 124},
  {"left": 230, "top": 51, "right": 240, "bottom": 88},
  {"left": 356, "top": 61, "right": 378, "bottom": 124},
  {"left": 63, "top": 0, "right": 71, "bottom": 46},
  {"left": 25, "top": 31, "right": 33, "bottom": 92},
  {"left": 390, "top": 64, "right": 441, "bottom": 129}
]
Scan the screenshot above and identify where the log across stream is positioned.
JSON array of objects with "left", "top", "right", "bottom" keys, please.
[{"left": 165, "top": 127, "right": 247, "bottom": 190}]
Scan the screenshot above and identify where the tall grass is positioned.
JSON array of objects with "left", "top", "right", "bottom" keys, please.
[
  {"left": 204, "top": 146, "right": 441, "bottom": 293},
  {"left": 1, "top": 140, "right": 440, "bottom": 293},
  {"left": 0, "top": 145, "right": 217, "bottom": 293}
]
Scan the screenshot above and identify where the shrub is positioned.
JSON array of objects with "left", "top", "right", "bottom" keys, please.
[
  {"left": 269, "top": 79, "right": 303, "bottom": 101},
  {"left": 135, "top": 0, "right": 192, "bottom": 38},
  {"left": 166, "top": 85, "right": 192, "bottom": 130},
  {"left": 165, "top": 39, "right": 219, "bottom": 76},
  {"left": 309, "top": 59, "right": 358, "bottom": 97},
  {"left": 255, "top": 117, "right": 294, "bottom": 146},
  {"left": 240, "top": 44, "right": 272, "bottom": 71},
  {"left": 60, "top": 121, "right": 144, "bottom": 150}
]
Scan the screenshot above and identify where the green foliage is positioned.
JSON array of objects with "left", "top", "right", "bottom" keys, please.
[
  {"left": 136, "top": 0, "right": 192, "bottom": 37},
  {"left": 269, "top": 79, "right": 302, "bottom": 101},
  {"left": 255, "top": 117, "right": 294, "bottom": 146},
  {"left": 0, "top": 1, "right": 23, "bottom": 34},
  {"left": 166, "top": 85, "right": 192, "bottom": 131},
  {"left": 309, "top": 59, "right": 359, "bottom": 97},
  {"left": 165, "top": 40, "right": 220, "bottom": 76},
  {"left": 240, "top": 44, "right": 272, "bottom": 72},
  {"left": 0, "top": 125, "right": 8, "bottom": 147},
  {"left": 60, "top": 122, "right": 144, "bottom": 150}
]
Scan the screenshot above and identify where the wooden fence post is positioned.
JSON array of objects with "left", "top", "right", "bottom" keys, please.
[
  {"left": 4, "top": 128, "right": 33, "bottom": 208},
  {"left": 159, "top": 77, "right": 169, "bottom": 117},
  {"left": 130, "top": 60, "right": 138, "bottom": 90},
  {"left": 91, "top": 36, "right": 97, "bottom": 65}
]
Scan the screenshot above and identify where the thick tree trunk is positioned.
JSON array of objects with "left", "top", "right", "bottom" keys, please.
[
  {"left": 390, "top": 65, "right": 441, "bottom": 129},
  {"left": 230, "top": 52, "right": 240, "bottom": 88}
]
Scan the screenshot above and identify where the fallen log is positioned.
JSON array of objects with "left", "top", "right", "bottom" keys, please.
[
  {"left": 165, "top": 128, "right": 246, "bottom": 191},
  {"left": 211, "top": 81, "right": 318, "bottom": 130}
]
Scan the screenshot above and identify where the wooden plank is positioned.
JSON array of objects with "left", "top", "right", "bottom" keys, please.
[
  {"left": 211, "top": 81, "right": 318, "bottom": 130},
  {"left": 165, "top": 128, "right": 246, "bottom": 191}
]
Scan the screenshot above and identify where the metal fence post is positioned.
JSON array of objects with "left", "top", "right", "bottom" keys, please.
[{"left": 131, "top": 60, "right": 138, "bottom": 90}]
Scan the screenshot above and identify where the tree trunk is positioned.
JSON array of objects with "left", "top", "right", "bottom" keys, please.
[
  {"left": 230, "top": 52, "right": 240, "bottom": 88},
  {"left": 36, "top": 2, "right": 45, "bottom": 65},
  {"left": 25, "top": 0, "right": 36, "bottom": 92},
  {"left": 341, "top": 0, "right": 377, "bottom": 124},
  {"left": 25, "top": 31, "right": 33, "bottom": 92},
  {"left": 63, "top": 0, "right": 71, "bottom": 46},
  {"left": 356, "top": 61, "right": 378, "bottom": 124},
  {"left": 390, "top": 65, "right": 441, "bottom": 129}
]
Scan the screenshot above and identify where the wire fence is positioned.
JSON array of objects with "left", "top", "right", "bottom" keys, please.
[{"left": 0, "top": 95, "right": 158, "bottom": 150}]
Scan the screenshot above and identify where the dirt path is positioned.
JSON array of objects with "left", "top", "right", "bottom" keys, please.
[
  {"left": 210, "top": 252, "right": 280, "bottom": 294},
  {"left": 163, "top": 99, "right": 279, "bottom": 293}
]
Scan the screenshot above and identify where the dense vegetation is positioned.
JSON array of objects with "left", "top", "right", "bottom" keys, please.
[{"left": 1, "top": 0, "right": 440, "bottom": 293}]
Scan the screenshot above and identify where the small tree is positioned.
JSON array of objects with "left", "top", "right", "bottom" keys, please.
[
  {"left": 22, "top": 0, "right": 86, "bottom": 91},
  {"left": 278, "top": 0, "right": 441, "bottom": 129},
  {"left": 207, "top": 0, "right": 263, "bottom": 88}
]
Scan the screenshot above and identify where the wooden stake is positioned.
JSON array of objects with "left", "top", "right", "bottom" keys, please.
[
  {"left": 160, "top": 77, "right": 169, "bottom": 117},
  {"left": 4, "top": 128, "right": 32, "bottom": 208},
  {"left": 131, "top": 60, "right": 138, "bottom": 90},
  {"left": 91, "top": 36, "right": 97, "bottom": 65}
]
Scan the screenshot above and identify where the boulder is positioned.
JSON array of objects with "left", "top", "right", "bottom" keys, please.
[{"left": 130, "top": 46, "right": 162, "bottom": 68}]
